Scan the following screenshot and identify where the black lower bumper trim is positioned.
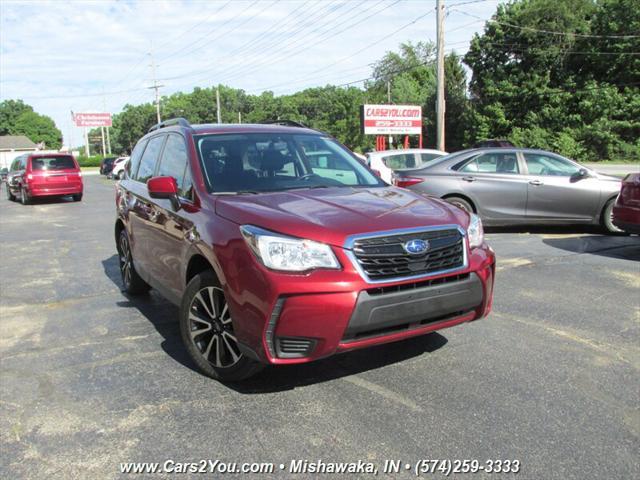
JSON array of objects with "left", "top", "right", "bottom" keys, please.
[{"left": 343, "top": 273, "right": 483, "bottom": 341}]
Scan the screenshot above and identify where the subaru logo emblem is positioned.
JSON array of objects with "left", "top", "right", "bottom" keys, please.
[{"left": 403, "top": 239, "right": 429, "bottom": 255}]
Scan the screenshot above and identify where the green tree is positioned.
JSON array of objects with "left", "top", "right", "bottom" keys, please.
[
  {"left": 464, "top": 0, "right": 640, "bottom": 161},
  {"left": 0, "top": 100, "right": 62, "bottom": 149}
]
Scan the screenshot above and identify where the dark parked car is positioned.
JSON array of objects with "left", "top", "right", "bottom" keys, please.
[
  {"left": 472, "top": 139, "right": 515, "bottom": 148},
  {"left": 115, "top": 118, "right": 495, "bottom": 382},
  {"left": 100, "top": 156, "right": 118, "bottom": 175},
  {"left": 393, "top": 148, "right": 622, "bottom": 233},
  {"left": 0, "top": 167, "right": 8, "bottom": 182},
  {"left": 612, "top": 173, "right": 640, "bottom": 234},
  {"left": 6, "top": 153, "right": 83, "bottom": 204}
]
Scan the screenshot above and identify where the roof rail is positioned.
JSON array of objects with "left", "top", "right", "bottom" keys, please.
[
  {"left": 262, "top": 119, "right": 308, "bottom": 128},
  {"left": 148, "top": 117, "right": 192, "bottom": 133}
]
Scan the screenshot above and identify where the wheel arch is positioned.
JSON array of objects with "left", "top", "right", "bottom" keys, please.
[
  {"left": 186, "top": 253, "right": 219, "bottom": 287},
  {"left": 442, "top": 193, "right": 477, "bottom": 214}
]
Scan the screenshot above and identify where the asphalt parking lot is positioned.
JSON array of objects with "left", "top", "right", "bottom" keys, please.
[{"left": 1, "top": 174, "right": 638, "bottom": 479}]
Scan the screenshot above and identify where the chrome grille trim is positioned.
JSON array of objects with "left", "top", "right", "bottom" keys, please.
[{"left": 344, "top": 225, "right": 468, "bottom": 284}]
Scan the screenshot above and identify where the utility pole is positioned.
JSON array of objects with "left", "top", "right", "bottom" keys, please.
[
  {"left": 436, "top": 0, "right": 446, "bottom": 151},
  {"left": 103, "top": 89, "right": 112, "bottom": 154},
  {"left": 216, "top": 87, "right": 222, "bottom": 124},
  {"left": 387, "top": 80, "right": 391, "bottom": 104},
  {"left": 238, "top": 111, "right": 242, "bottom": 123},
  {"left": 101, "top": 126, "right": 106, "bottom": 156},
  {"left": 148, "top": 52, "right": 164, "bottom": 124},
  {"left": 84, "top": 128, "right": 90, "bottom": 157}
]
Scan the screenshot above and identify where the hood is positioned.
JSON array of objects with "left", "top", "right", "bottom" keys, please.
[{"left": 215, "top": 186, "right": 467, "bottom": 247}]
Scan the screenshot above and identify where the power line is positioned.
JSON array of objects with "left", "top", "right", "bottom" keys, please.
[
  {"left": 453, "top": 10, "right": 640, "bottom": 39},
  {"left": 161, "top": 0, "right": 354, "bottom": 83},
  {"left": 187, "top": 0, "right": 401, "bottom": 88},
  {"left": 254, "top": 7, "right": 434, "bottom": 93}
]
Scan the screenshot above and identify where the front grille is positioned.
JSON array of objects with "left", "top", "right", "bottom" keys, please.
[
  {"left": 351, "top": 228, "right": 465, "bottom": 281},
  {"left": 366, "top": 273, "right": 470, "bottom": 296},
  {"left": 275, "top": 337, "right": 316, "bottom": 358}
]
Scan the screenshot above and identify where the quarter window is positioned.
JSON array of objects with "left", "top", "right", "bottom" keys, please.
[
  {"left": 135, "top": 135, "right": 165, "bottom": 183},
  {"left": 524, "top": 153, "right": 579, "bottom": 176}
]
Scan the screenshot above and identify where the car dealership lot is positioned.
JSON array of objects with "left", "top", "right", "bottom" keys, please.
[{"left": 1, "top": 175, "right": 638, "bottom": 479}]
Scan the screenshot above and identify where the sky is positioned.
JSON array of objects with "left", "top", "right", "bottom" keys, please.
[{"left": 0, "top": 0, "right": 502, "bottom": 147}]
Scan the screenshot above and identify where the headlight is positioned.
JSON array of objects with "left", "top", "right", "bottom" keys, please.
[
  {"left": 240, "top": 225, "right": 340, "bottom": 272},
  {"left": 467, "top": 214, "right": 484, "bottom": 249}
]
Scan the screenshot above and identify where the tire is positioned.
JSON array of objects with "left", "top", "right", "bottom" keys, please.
[
  {"left": 6, "top": 184, "right": 15, "bottom": 201},
  {"left": 20, "top": 187, "right": 29, "bottom": 205},
  {"left": 117, "top": 170, "right": 124, "bottom": 180},
  {"left": 444, "top": 196, "right": 473, "bottom": 214},
  {"left": 73, "top": 193, "right": 83, "bottom": 202},
  {"left": 117, "top": 229, "right": 151, "bottom": 295},
  {"left": 601, "top": 198, "right": 624, "bottom": 234},
  {"left": 180, "top": 271, "right": 263, "bottom": 382}
]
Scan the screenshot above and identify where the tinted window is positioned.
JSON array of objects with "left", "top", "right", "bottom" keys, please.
[
  {"left": 524, "top": 153, "right": 579, "bottom": 176},
  {"left": 135, "top": 135, "right": 165, "bottom": 183},
  {"left": 383, "top": 153, "right": 417, "bottom": 170},
  {"left": 30, "top": 156, "right": 76, "bottom": 171},
  {"left": 195, "top": 133, "right": 381, "bottom": 193},
  {"left": 461, "top": 152, "right": 519, "bottom": 174},
  {"left": 128, "top": 139, "right": 148, "bottom": 179},
  {"left": 420, "top": 153, "right": 443, "bottom": 164},
  {"left": 157, "top": 134, "right": 188, "bottom": 190}
]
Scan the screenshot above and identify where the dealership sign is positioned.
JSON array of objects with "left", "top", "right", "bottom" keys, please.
[
  {"left": 73, "top": 112, "right": 112, "bottom": 127},
  {"left": 361, "top": 104, "right": 422, "bottom": 135}
]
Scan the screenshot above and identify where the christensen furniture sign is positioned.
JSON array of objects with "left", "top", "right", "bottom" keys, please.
[
  {"left": 73, "top": 112, "right": 112, "bottom": 127},
  {"left": 361, "top": 104, "right": 422, "bottom": 135}
]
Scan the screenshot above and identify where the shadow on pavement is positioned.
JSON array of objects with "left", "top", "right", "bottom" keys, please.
[
  {"left": 485, "top": 225, "right": 602, "bottom": 235},
  {"left": 542, "top": 235, "right": 639, "bottom": 261},
  {"left": 101, "top": 254, "right": 449, "bottom": 392}
]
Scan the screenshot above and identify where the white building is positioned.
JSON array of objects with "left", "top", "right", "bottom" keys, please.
[{"left": 0, "top": 135, "right": 38, "bottom": 170}]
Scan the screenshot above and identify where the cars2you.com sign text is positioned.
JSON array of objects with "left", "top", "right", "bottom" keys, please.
[{"left": 361, "top": 104, "right": 422, "bottom": 135}]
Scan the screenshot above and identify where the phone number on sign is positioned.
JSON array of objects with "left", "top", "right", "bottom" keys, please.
[{"left": 413, "top": 459, "right": 520, "bottom": 476}]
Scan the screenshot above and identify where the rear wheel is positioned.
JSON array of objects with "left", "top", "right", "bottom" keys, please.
[
  {"left": 601, "top": 198, "right": 624, "bottom": 234},
  {"left": 117, "top": 229, "right": 150, "bottom": 294},
  {"left": 6, "top": 184, "right": 15, "bottom": 201},
  {"left": 444, "top": 196, "right": 473, "bottom": 214},
  {"left": 180, "top": 271, "right": 263, "bottom": 382},
  {"left": 20, "top": 187, "right": 29, "bottom": 205},
  {"left": 117, "top": 170, "right": 125, "bottom": 180}
]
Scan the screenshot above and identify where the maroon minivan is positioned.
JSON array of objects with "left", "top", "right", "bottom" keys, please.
[{"left": 6, "top": 153, "right": 83, "bottom": 204}]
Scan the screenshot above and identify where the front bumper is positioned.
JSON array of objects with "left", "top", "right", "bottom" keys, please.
[{"left": 228, "top": 240, "right": 495, "bottom": 365}]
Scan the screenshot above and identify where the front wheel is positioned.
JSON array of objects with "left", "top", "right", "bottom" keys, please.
[
  {"left": 180, "top": 271, "right": 263, "bottom": 382},
  {"left": 601, "top": 198, "right": 624, "bottom": 234},
  {"left": 117, "top": 229, "right": 150, "bottom": 294}
]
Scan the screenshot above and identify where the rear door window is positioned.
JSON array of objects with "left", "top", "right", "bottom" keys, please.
[
  {"left": 157, "top": 134, "right": 189, "bottom": 196},
  {"left": 461, "top": 152, "right": 519, "bottom": 174},
  {"left": 134, "top": 135, "right": 165, "bottom": 183},
  {"left": 127, "top": 139, "right": 148, "bottom": 179}
]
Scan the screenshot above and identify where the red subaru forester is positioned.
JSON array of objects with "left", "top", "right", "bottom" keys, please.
[{"left": 115, "top": 119, "right": 495, "bottom": 382}]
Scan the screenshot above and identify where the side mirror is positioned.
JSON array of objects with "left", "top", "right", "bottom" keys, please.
[
  {"left": 148, "top": 176, "right": 180, "bottom": 210},
  {"left": 572, "top": 168, "right": 590, "bottom": 181}
]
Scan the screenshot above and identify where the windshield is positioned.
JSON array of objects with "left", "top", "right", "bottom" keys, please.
[
  {"left": 195, "top": 133, "right": 384, "bottom": 193},
  {"left": 30, "top": 156, "right": 76, "bottom": 171}
]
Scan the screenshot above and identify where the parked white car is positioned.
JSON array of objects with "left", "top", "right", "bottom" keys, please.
[
  {"left": 367, "top": 148, "right": 448, "bottom": 184},
  {"left": 108, "top": 156, "right": 130, "bottom": 180}
]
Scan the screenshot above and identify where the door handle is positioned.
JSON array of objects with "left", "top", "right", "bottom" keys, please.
[
  {"left": 462, "top": 176, "right": 475, "bottom": 182},
  {"left": 529, "top": 179, "right": 544, "bottom": 186}
]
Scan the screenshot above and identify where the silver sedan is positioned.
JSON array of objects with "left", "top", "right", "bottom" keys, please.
[{"left": 393, "top": 148, "right": 623, "bottom": 233}]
